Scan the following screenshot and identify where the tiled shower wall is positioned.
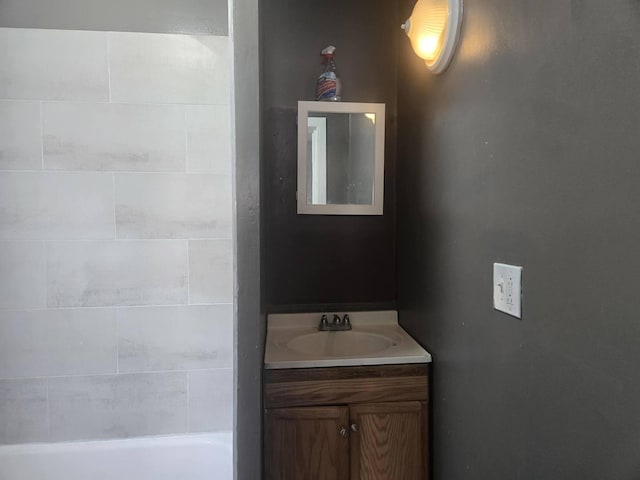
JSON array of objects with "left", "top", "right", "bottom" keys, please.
[{"left": 0, "top": 28, "right": 233, "bottom": 444}]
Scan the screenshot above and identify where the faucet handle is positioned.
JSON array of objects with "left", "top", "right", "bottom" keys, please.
[
  {"left": 333, "top": 314, "right": 342, "bottom": 325},
  {"left": 343, "top": 314, "right": 351, "bottom": 326},
  {"left": 320, "top": 314, "right": 329, "bottom": 327}
]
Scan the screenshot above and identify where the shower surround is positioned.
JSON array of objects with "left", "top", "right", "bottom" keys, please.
[{"left": 0, "top": 27, "right": 233, "bottom": 445}]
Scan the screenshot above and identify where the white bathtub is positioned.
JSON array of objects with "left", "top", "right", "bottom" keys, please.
[{"left": 0, "top": 433, "right": 232, "bottom": 480}]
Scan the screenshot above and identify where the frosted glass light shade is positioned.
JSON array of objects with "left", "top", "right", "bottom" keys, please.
[{"left": 402, "top": 0, "right": 463, "bottom": 74}]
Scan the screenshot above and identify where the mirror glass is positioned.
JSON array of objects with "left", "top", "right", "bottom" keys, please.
[
  {"left": 306, "top": 112, "right": 376, "bottom": 206},
  {"left": 298, "top": 102, "right": 385, "bottom": 215}
]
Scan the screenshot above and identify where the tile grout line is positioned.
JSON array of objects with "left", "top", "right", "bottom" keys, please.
[
  {"left": 0, "top": 366, "right": 234, "bottom": 383},
  {"left": 0, "top": 169, "right": 231, "bottom": 176},
  {"left": 184, "top": 107, "right": 190, "bottom": 173},
  {"left": 0, "top": 98, "right": 231, "bottom": 107},
  {"left": 45, "top": 380, "right": 51, "bottom": 440},
  {"left": 106, "top": 34, "right": 113, "bottom": 103},
  {"left": 112, "top": 173, "right": 117, "bottom": 239},
  {"left": 186, "top": 239, "right": 191, "bottom": 305},
  {"left": 0, "top": 238, "right": 233, "bottom": 244},
  {"left": 39, "top": 101, "right": 44, "bottom": 170},
  {"left": 186, "top": 372, "right": 191, "bottom": 433},
  {"left": 0, "top": 302, "right": 233, "bottom": 313},
  {"left": 41, "top": 241, "right": 47, "bottom": 308},
  {"left": 115, "top": 309, "right": 120, "bottom": 374}
]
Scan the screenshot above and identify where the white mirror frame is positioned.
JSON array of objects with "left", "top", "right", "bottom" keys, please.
[{"left": 297, "top": 101, "right": 386, "bottom": 215}]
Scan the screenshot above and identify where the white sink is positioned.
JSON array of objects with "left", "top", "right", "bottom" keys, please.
[
  {"left": 287, "top": 331, "right": 396, "bottom": 357},
  {"left": 264, "top": 311, "right": 432, "bottom": 369}
]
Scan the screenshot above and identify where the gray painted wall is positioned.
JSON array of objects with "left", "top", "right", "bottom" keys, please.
[
  {"left": 397, "top": 0, "right": 640, "bottom": 478},
  {"left": 229, "top": 0, "right": 263, "bottom": 478},
  {"left": 0, "top": 0, "right": 227, "bottom": 34},
  {"left": 261, "top": 0, "right": 398, "bottom": 311}
]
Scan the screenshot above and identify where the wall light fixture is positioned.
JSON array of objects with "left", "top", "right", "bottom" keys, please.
[{"left": 401, "top": 0, "right": 463, "bottom": 74}]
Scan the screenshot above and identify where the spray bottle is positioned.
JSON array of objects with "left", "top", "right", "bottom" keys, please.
[{"left": 315, "top": 45, "right": 342, "bottom": 101}]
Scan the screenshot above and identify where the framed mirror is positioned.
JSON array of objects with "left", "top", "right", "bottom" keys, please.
[{"left": 297, "top": 101, "right": 385, "bottom": 215}]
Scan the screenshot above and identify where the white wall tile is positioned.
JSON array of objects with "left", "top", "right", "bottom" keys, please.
[
  {"left": 109, "top": 32, "right": 230, "bottom": 105},
  {"left": 0, "top": 27, "right": 235, "bottom": 445},
  {"left": 0, "top": 379, "right": 48, "bottom": 444},
  {"left": 48, "top": 373, "right": 187, "bottom": 441},
  {"left": 43, "top": 102, "right": 186, "bottom": 172},
  {"left": 0, "top": 309, "right": 117, "bottom": 379},
  {"left": 0, "top": 101, "right": 42, "bottom": 170},
  {"left": 0, "top": 28, "right": 109, "bottom": 101},
  {"left": 117, "top": 304, "right": 233, "bottom": 372},
  {"left": 0, "top": 172, "right": 115, "bottom": 241},
  {"left": 46, "top": 240, "right": 188, "bottom": 307},
  {"left": 115, "top": 174, "right": 232, "bottom": 239},
  {"left": 186, "top": 105, "right": 231, "bottom": 174},
  {"left": 189, "top": 369, "right": 233, "bottom": 432},
  {"left": 189, "top": 240, "right": 233, "bottom": 304},
  {"left": 0, "top": 242, "right": 45, "bottom": 310}
]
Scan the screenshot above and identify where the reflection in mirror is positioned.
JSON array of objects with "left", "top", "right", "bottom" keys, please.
[
  {"left": 307, "top": 117, "right": 327, "bottom": 204},
  {"left": 307, "top": 112, "right": 376, "bottom": 206}
]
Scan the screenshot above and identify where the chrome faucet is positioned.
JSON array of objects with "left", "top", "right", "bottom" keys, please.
[{"left": 318, "top": 313, "right": 352, "bottom": 331}]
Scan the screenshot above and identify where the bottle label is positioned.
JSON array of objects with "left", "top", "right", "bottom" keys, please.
[{"left": 316, "top": 72, "right": 337, "bottom": 100}]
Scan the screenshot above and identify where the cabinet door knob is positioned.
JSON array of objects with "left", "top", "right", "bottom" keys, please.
[
  {"left": 350, "top": 423, "right": 358, "bottom": 433},
  {"left": 339, "top": 427, "right": 348, "bottom": 438}
]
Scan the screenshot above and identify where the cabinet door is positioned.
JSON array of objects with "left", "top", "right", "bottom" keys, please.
[
  {"left": 265, "top": 406, "right": 350, "bottom": 480},
  {"left": 350, "top": 401, "right": 427, "bottom": 480}
]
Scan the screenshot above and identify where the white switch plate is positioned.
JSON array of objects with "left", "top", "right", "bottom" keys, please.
[{"left": 493, "top": 263, "right": 523, "bottom": 319}]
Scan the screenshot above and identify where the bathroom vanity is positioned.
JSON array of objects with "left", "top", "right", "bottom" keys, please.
[{"left": 263, "top": 312, "right": 432, "bottom": 480}]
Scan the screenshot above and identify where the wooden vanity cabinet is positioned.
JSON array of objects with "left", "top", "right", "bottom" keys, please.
[
  {"left": 266, "top": 406, "right": 350, "bottom": 480},
  {"left": 264, "top": 364, "right": 430, "bottom": 480}
]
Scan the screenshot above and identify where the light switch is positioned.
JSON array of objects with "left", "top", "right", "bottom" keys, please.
[{"left": 493, "top": 263, "right": 522, "bottom": 319}]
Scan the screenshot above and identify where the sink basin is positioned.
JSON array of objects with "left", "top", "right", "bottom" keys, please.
[
  {"left": 264, "top": 311, "right": 432, "bottom": 369},
  {"left": 287, "top": 331, "right": 395, "bottom": 357}
]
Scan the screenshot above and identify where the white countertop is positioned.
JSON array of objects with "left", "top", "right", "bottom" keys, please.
[{"left": 264, "top": 311, "right": 432, "bottom": 369}]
